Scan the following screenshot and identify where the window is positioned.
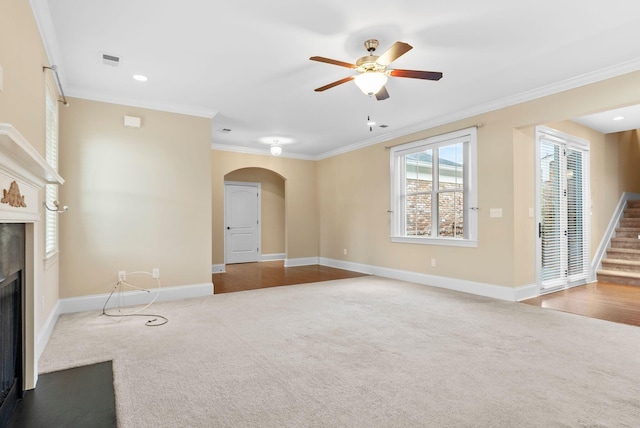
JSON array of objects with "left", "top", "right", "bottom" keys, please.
[
  {"left": 45, "top": 86, "right": 59, "bottom": 257},
  {"left": 390, "top": 127, "right": 477, "bottom": 247}
]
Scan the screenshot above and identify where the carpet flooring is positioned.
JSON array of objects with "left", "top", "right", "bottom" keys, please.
[{"left": 39, "top": 276, "right": 640, "bottom": 427}]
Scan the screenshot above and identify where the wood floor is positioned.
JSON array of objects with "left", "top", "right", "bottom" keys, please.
[
  {"left": 212, "top": 260, "right": 368, "bottom": 294},
  {"left": 521, "top": 282, "right": 640, "bottom": 327}
]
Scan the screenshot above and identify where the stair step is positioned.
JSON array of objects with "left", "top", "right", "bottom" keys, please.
[
  {"left": 611, "top": 238, "right": 640, "bottom": 250},
  {"left": 606, "top": 248, "right": 640, "bottom": 261},
  {"left": 626, "top": 200, "right": 640, "bottom": 209},
  {"left": 602, "top": 258, "right": 640, "bottom": 273},
  {"left": 597, "top": 269, "right": 640, "bottom": 286},
  {"left": 620, "top": 218, "right": 640, "bottom": 228},
  {"left": 615, "top": 228, "right": 640, "bottom": 238},
  {"left": 624, "top": 208, "right": 640, "bottom": 218}
]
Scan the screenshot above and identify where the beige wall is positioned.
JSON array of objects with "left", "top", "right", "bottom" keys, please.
[
  {"left": 318, "top": 70, "right": 640, "bottom": 290},
  {"left": 225, "top": 168, "right": 285, "bottom": 256},
  {"left": 0, "top": 0, "right": 48, "bottom": 149},
  {"left": 59, "top": 98, "right": 212, "bottom": 297},
  {"left": 0, "top": 0, "right": 59, "bottom": 332},
  {"left": 618, "top": 129, "right": 640, "bottom": 193},
  {"left": 211, "top": 151, "right": 317, "bottom": 264},
  {"left": 319, "top": 120, "right": 519, "bottom": 287}
]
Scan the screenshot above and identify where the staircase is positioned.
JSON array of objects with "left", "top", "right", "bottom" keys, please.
[{"left": 597, "top": 199, "right": 640, "bottom": 286}]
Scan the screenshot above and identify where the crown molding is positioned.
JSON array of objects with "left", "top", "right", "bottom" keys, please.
[
  {"left": 30, "top": 0, "right": 64, "bottom": 74},
  {"left": 65, "top": 87, "right": 218, "bottom": 118}
]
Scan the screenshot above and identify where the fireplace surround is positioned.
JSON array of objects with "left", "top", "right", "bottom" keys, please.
[
  {"left": 0, "top": 123, "right": 64, "bottom": 395},
  {"left": 0, "top": 223, "right": 25, "bottom": 425}
]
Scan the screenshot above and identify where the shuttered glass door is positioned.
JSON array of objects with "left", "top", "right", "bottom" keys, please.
[{"left": 536, "top": 127, "right": 590, "bottom": 292}]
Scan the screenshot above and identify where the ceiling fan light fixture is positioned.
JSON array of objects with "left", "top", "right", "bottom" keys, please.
[{"left": 354, "top": 72, "right": 388, "bottom": 95}]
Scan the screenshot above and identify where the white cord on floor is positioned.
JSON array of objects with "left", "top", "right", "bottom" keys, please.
[{"left": 102, "top": 271, "right": 168, "bottom": 326}]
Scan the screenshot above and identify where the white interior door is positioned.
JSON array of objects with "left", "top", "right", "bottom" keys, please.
[
  {"left": 225, "top": 182, "right": 261, "bottom": 264},
  {"left": 536, "top": 127, "right": 590, "bottom": 293}
]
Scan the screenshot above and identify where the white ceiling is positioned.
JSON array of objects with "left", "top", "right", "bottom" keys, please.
[
  {"left": 32, "top": 0, "right": 640, "bottom": 159},
  {"left": 573, "top": 104, "right": 640, "bottom": 134}
]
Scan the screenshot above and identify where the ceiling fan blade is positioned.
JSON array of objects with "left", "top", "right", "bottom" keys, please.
[
  {"left": 376, "top": 42, "right": 413, "bottom": 66},
  {"left": 314, "top": 76, "right": 355, "bottom": 92},
  {"left": 389, "top": 69, "right": 443, "bottom": 81},
  {"left": 375, "top": 86, "right": 390, "bottom": 101},
  {"left": 309, "top": 56, "right": 356, "bottom": 69}
]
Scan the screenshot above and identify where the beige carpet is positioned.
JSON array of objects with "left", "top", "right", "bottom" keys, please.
[{"left": 40, "top": 276, "right": 640, "bottom": 427}]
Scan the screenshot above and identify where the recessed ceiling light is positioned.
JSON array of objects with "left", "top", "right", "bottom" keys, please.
[
  {"left": 613, "top": 116, "right": 625, "bottom": 121},
  {"left": 133, "top": 74, "right": 148, "bottom": 82}
]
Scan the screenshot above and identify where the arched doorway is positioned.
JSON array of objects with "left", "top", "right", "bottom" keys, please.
[{"left": 223, "top": 168, "right": 285, "bottom": 264}]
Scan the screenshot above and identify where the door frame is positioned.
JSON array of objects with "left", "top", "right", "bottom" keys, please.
[
  {"left": 534, "top": 126, "right": 591, "bottom": 294},
  {"left": 224, "top": 181, "right": 261, "bottom": 265}
]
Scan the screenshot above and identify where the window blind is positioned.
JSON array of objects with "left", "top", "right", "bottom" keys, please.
[{"left": 45, "top": 90, "right": 59, "bottom": 257}]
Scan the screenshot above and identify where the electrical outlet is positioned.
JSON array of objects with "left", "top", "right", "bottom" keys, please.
[
  {"left": 343, "top": 249, "right": 347, "bottom": 255},
  {"left": 431, "top": 258, "right": 436, "bottom": 267},
  {"left": 152, "top": 268, "right": 160, "bottom": 279},
  {"left": 118, "top": 271, "right": 126, "bottom": 282}
]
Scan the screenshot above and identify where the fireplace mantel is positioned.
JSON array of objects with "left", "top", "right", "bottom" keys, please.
[
  {"left": 0, "top": 123, "right": 63, "bottom": 185},
  {"left": 0, "top": 123, "right": 63, "bottom": 222},
  {"left": 0, "top": 123, "right": 64, "bottom": 390}
]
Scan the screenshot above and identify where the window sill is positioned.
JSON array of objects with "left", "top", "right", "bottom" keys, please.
[
  {"left": 390, "top": 236, "right": 478, "bottom": 248},
  {"left": 44, "top": 251, "right": 60, "bottom": 270}
]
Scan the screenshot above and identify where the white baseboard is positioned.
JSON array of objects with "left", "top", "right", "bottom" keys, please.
[
  {"left": 320, "top": 258, "right": 537, "bottom": 302},
  {"left": 513, "top": 283, "right": 540, "bottom": 301},
  {"left": 58, "top": 282, "right": 214, "bottom": 314},
  {"left": 212, "top": 254, "right": 285, "bottom": 274},
  {"left": 284, "top": 257, "right": 320, "bottom": 267},
  {"left": 36, "top": 299, "right": 61, "bottom": 361}
]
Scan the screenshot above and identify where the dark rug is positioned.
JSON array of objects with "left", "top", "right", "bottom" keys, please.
[{"left": 8, "top": 361, "right": 116, "bottom": 428}]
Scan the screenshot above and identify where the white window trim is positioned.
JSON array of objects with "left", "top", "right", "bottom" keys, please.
[
  {"left": 45, "top": 81, "right": 59, "bottom": 260},
  {"left": 390, "top": 126, "right": 478, "bottom": 247}
]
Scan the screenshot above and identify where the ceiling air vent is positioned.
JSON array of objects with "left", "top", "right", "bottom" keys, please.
[{"left": 101, "top": 53, "right": 120, "bottom": 67}]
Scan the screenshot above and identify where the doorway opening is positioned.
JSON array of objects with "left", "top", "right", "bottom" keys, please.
[{"left": 223, "top": 168, "right": 285, "bottom": 266}]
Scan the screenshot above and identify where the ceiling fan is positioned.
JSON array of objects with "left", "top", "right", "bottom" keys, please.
[{"left": 310, "top": 39, "right": 443, "bottom": 100}]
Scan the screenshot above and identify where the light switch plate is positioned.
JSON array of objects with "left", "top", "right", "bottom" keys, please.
[{"left": 490, "top": 208, "right": 503, "bottom": 218}]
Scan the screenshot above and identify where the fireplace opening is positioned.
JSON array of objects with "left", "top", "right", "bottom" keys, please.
[{"left": 0, "top": 223, "right": 25, "bottom": 426}]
